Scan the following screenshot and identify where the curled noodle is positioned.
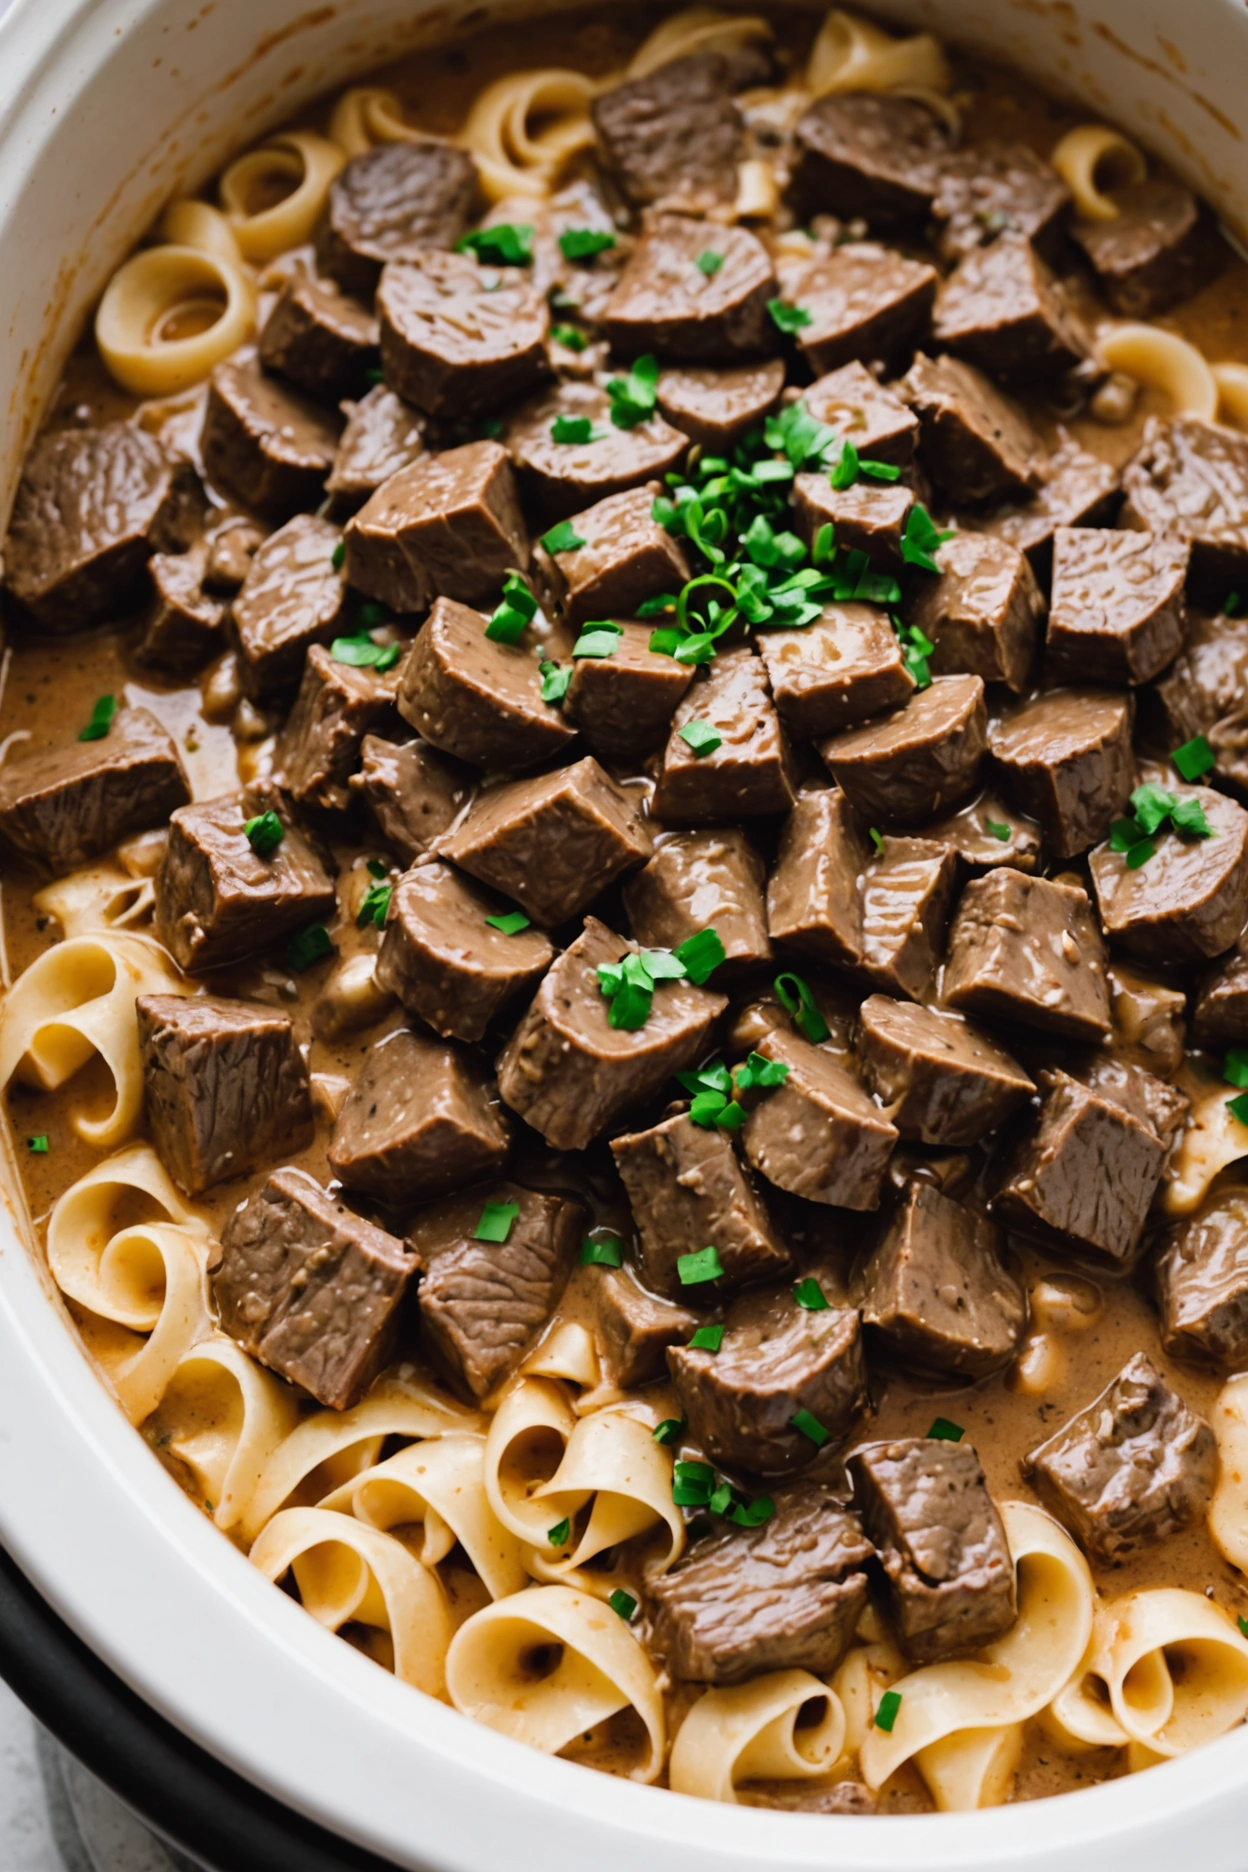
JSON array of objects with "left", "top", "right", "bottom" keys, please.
[
  {"left": 219, "top": 131, "right": 345, "bottom": 260},
  {"left": 329, "top": 87, "right": 425, "bottom": 158},
  {"left": 806, "top": 8, "right": 952, "bottom": 100},
  {"left": 1051, "top": 124, "right": 1147, "bottom": 221},
  {"left": 95, "top": 245, "right": 256, "bottom": 397},
  {"left": 460, "top": 70, "right": 598, "bottom": 202},
  {"left": 670, "top": 1669, "right": 846, "bottom": 1802},
  {"left": 148, "top": 1334, "right": 300, "bottom": 1533},
  {"left": 1098, "top": 323, "right": 1219, "bottom": 420},
  {"left": 627, "top": 8, "right": 773, "bottom": 80}
]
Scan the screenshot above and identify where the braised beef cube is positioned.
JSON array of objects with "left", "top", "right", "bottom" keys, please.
[
  {"left": 325, "top": 385, "right": 427, "bottom": 516},
  {"left": 328, "top": 1027, "right": 509, "bottom": 1205},
  {"left": 350, "top": 733, "right": 473, "bottom": 863},
  {"left": 201, "top": 355, "right": 339, "bottom": 520},
  {"left": 1023, "top": 1353, "right": 1216, "bottom": 1561},
  {"left": 657, "top": 360, "right": 786, "bottom": 449},
  {"left": 594, "top": 1268, "right": 700, "bottom": 1388},
  {"left": 767, "top": 787, "right": 867, "bottom": 969},
  {"left": 591, "top": 53, "right": 743, "bottom": 213},
  {"left": 820, "top": 675, "right": 987, "bottom": 827},
  {"left": 648, "top": 1481, "right": 874, "bottom": 1684},
  {"left": 805, "top": 361, "right": 918, "bottom": 469},
  {"left": 1145, "top": 606, "right": 1248, "bottom": 751},
  {"left": 653, "top": 649, "right": 797, "bottom": 822},
  {"left": 933, "top": 233, "right": 1091, "bottom": 383},
  {"left": 793, "top": 475, "right": 913, "bottom": 570},
  {"left": 276, "top": 644, "right": 399, "bottom": 815},
  {"left": 409, "top": 1180, "right": 583, "bottom": 1400},
  {"left": 918, "top": 788, "right": 1042, "bottom": 871},
  {"left": 212, "top": 1166, "right": 416, "bottom": 1410},
  {"left": 1157, "top": 1192, "right": 1248, "bottom": 1367},
  {"left": 230, "top": 513, "right": 347, "bottom": 702},
  {"left": 1108, "top": 961, "right": 1188, "bottom": 1078},
  {"left": 506, "top": 380, "right": 688, "bottom": 521},
  {"left": 496, "top": 917, "right": 725, "bottom": 1151},
  {"left": 1066, "top": 1048, "right": 1189, "bottom": 1152},
  {"left": 560, "top": 622, "right": 694, "bottom": 760},
  {"left": 611, "top": 1111, "right": 791, "bottom": 1303},
  {"left": 791, "top": 93, "right": 950, "bottom": 227},
  {"left": 604, "top": 219, "right": 776, "bottom": 364},
  {"left": 848, "top": 1438, "right": 1016, "bottom": 1664},
  {"left": 1071, "top": 180, "right": 1224, "bottom": 319},
  {"left": 990, "top": 688, "right": 1135, "bottom": 860},
  {"left": 758, "top": 605, "right": 913, "bottom": 739},
  {"left": 900, "top": 353, "right": 1043, "bottom": 505},
  {"left": 396, "top": 595, "right": 576, "bottom": 770},
  {"left": 136, "top": 994, "right": 312, "bottom": 1196},
  {"left": 975, "top": 436, "right": 1121, "bottom": 576},
  {"left": 856, "top": 994, "right": 1034, "bottom": 1147},
  {"left": 1192, "top": 940, "right": 1248, "bottom": 1048},
  {"left": 859, "top": 835, "right": 958, "bottom": 1001},
  {"left": 377, "top": 250, "right": 549, "bottom": 419},
  {"left": 316, "top": 141, "right": 479, "bottom": 300},
  {"left": 930, "top": 140, "right": 1071, "bottom": 264},
  {"left": 3, "top": 423, "right": 198, "bottom": 629},
  {"left": 624, "top": 829, "right": 771, "bottom": 973},
  {"left": 1121, "top": 417, "right": 1248, "bottom": 591},
  {"left": 138, "top": 544, "right": 226, "bottom": 673},
  {"left": 0, "top": 707, "right": 190, "bottom": 876},
  {"left": 792, "top": 246, "right": 937, "bottom": 377},
  {"left": 1089, "top": 783, "right": 1248, "bottom": 965},
  {"left": 1207, "top": 701, "right": 1248, "bottom": 795},
  {"left": 442, "top": 757, "right": 651, "bottom": 927},
  {"left": 910, "top": 533, "right": 1043, "bottom": 693},
  {"left": 742, "top": 1026, "right": 897, "bottom": 1209},
  {"left": 344, "top": 439, "right": 528, "bottom": 614},
  {"left": 538, "top": 483, "right": 690, "bottom": 628},
  {"left": 1047, "top": 527, "right": 1188, "bottom": 687},
  {"left": 258, "top": 275, "right": 379, "bottom": 400},
  {"left": 154, "top": 793, "right": 336, "bottom": 974},
  {"left": 943, "top": 869, "right": 1111, "bottom": 1041},
  {"left": 204, "top": 518, "right": 266, "bottom": 594},
  {"left": 856, "top": 1182, "right": 1025, "bottom": 1379}
]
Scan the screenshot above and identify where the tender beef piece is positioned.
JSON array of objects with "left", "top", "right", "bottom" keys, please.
[
  {"left": 154, "top": 793, "right": 336, "bottom": 974},
  {"left": 1206, "top": 700, "right": 1248, "bottom": 796},
  {"left": 350, "top": 733, "right": 473, "bottom": 863},
  {"left": 1065, "top": 1048, "right": 1189, "bottom": 1151},
  {"left": 3, "top": 423, "right": 198, "bottom": 629},
  {"left": 611, "top": 1111, "right": 791, "bottom": 1303},
  {"left": 212, "top": 1167, "right": 416, "bottom": 1410},
  {"left": 603, "top": 218, "right": 776, "bottom": 364},
  {"left": 820, "top": 675, "right": 987, "bottom": 827},
  {"left": 1089, "top": 783, "right": 1248, "bottom": 966},
  {"left": 989, "top": 688, "right": 1135, "bottom": 860},
  {"left": 943, "top": 869, "right": 1111, "bottom": 1041},
  {"left": 758, "top": 605, "right": 913, "bottom": 740},
  {"left": 137, "top": 994, "right": 312, "bottom": 1197},
  {"left": 1121, "top": 417, "right": 1248, "bottom": 591},
  {"left": 326, "top": 385, "right": 427, "bottom": 515},
  {"left": 344, "top": 439, "right": 528, "bottom": 614},
  {"left": 974, "top": 436, "right": 1121, "bottom": 576},
  {"left": 442, "top": 757, "right": 652, "bottom": 928},
  {"left": 396, "top": 595, "right": 576, "bottom": 770},
  {"left": 559, "top": 622, "right": 694, "bottom": 761},
  {"left": 653, "top": 648, "right": 797, "bottom": 823},
  {"left": 1047, "top": 527, "right": 1188, "bottom": 687},
  {"left": 911, "top": 533, "right": 1043, "bottom": 694},
  {"left": 930, "top": 140, "right": 1071, "bottom": 264},
  {"left": 276, "top": 644, "right": 398, "bottom": 815},
  {"left": 933, "top": 233, "right": 1091, "bottom": 383},
  {"left": 0, "top": 708, "right": 190, "bottom": 877},
  {"left": 138, "top": 544, "right": 226, "bottom": 673},
  {"left": 624, "top": 830, "right": 771, "bottom": 973},
  {"left": 537, "top": 483, "right": 690, "bottom": 628},
  {"left": 258, "top": 275, "right": 379, "bottom": 400},
  {"left": 591, "top": 53, "right": 743, "bottom": 213},
  {"left": 648, "top": 1481, "right": 874, "bottom": 1685},
  {"left": 1109, "top": 961, "right": 1188, "bottom": 1078},
  {"left": 792, "top": 245, "right": 937, "bottom": 377},
  {"left": 201, "top": 355, "right": 339, "bottom": 520},
  {"left": 857, "top": 994, "right": 1034, "bottom": 1147},
  {"left": 1157, "top": 1193, "right": 1248, "bottom": 1367},
  {"left": 495, "top": 917, "right": 725, "bottom": 1151},
  {"left": 204, "top": 518, "right": 266, "bottom": 594},
  {"left": 848, "top": 1439, "right": 1016, "bottom": 1665},
  {"left": 900, "top": 353, "right": 1043, "bottom": 505},
  {"left": 377, "top": 250, "right": 549, "bottom": 419},
  {"left": 506, "top": 380, "right": 688, "bottom": 521},
  {"left": 855, "top": 1182, "right": 1026, "bottom": 1379},
  {"left": 1071, "top": 180, "right": 1224, "bottom": 319},
  {"left": 594, "top": 1269, "right": 700, "bottom": 1388},
  {"left": 918, "top": 788, "right": 1042, "bottom": 872},
  {"left": 1023, "top": 1353, "right": 1216, "bottom": 1562},
  {"left": 328, "top": 1027, "right": 509, "bottom": 1205},
  {"left": 1192, "top": 940, "right": 1248, "bottom": 1048},
  {"left": 230, "top": 513, "right": 347, "bottom": 703},
  {"left": 767, "top": 786, "right": 867, "bottom": 968},
  {"left": 804, "top": 361, "right": 919, "bottom": 469},
  {"left": 793, "top": 475, "right": 913, "bottom": 570},
  {"left": 657, "top": 360, "right": 786, "bottom": 449},
  {"left": 859, "top": 835, "right": 958, "bottom": 1001},
  {"left": 409, "top": 1181, "right": 583, "bottom": 1400},
  {"left": 791, "top": 93, "right": 950, "bottom": 226},
  {"left": 316, "top": 140, "right": 478, "bottom": 299},
  {"left": 1144, "top": 606, "right": 1248, "bottom": 752},
  {"left": 742, "top": 1026, "right": 898, "bottom": 1209}
]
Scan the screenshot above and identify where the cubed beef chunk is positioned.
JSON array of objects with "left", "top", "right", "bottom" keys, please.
[
  {"left": 1121, "top": 417, "right": 1248, "bottom": 591},
  {"left": 396, "top": 595, "right": 576, "bottom": 770},
  {"left": 204, "top": 518, "right": 266, "bottom": 594},
  {"left": 538, "top": 483, "right": 690, "bottom": 628},
  {"left": 1145, "top": 605, "right": 1248, "bottom": 751},
  {"left": 791, "top": 246, "right": 937, "bottom": 376},
  {"left": 793, "top": 475, "right": 913, "bottom": 570},
  {"left": 350, "top": 733, "right": 474, "bottom": 863},
  {"left": 377, "top": 251, "right": 549, "bottom": 418},
  {"left": 943, "top": 869, "right": 1111, "bottom": 1041},
  {"left": 408, "top": 1181, "right": 583, "bottom": 1400},
  {"left": 496, "top": 917, "right": 725, "bottom": 1152},
  {"left": 506, "top": 380, "right": 688, "bottom": 520},
  {"left": 900, "top": 353, "right": 1043, "bottom": 504},
  {"left": 258, "top": 275, "right": 379, "bottom": 400},
  {"left": 154, "top": 793, "right": 336, "bottom": 974},
  {"left": 653, "top": 649, "right": 798, "bottom": 821},
  {"left": 316, "top": 140, "right": 478, "bottom": 299},
  {"left": 855, "top": 1181, "right": 1026, "bottom": 1379},
  {"left": 648, "top": 1482, "right": 874, "bottom": 1684},
  {"left": 137, "top": 994, "right": 313, "bottom": 1196},
  {"left": 624, "top": 830, "right": 771, "bottom": 973},
  {"left": 344, "top": 439, "right": 528, "bottom": 613},
  {"left": 767, "top": 787, "right": 867, "bottom": 968},
  {"left": 974, "top": 436, "right": 1120, "bottom": 576},
  {"left": 590, "top": 53, "right": 743, "bottom": 213},
  {"left": 1192, "top": 940, "right": 1248, "bottom": 1048},
  {"left": 856, "top": 994, "right": 1034, "bottom": 1146},
  {"left": 201, "top": 355, "right": 339, "bottom": 520},
  {"left": 1158, "top": 1192, "right": 1248, "bottom": 1367},
  {"left": 212, "top": 1167, "right": 416, "bottom": 1409},
  {"left": 859, "top": 835, "right": 958, "bottom": 1000},
  {"left": 918, "top": 788, "right": 1042, "bottom": 872},
  {"left": 0, "top": 707, "right": 190, "bottom": 876},
  {"left": 848, "top": 1438, "right": 1016, "bottom": 1665},
  {"left": 791, "top": 93, "right": 950, "bottom": 226},
  {"left": 1047, "top": 527, "right": 1188, "bottom": 686},
  {"left": 603, "top": 219, "right": 776, "bottom": 363},
  {"left": 820, "top": 675, "right": 987, "bottom": 826},
  {"left": 758, "top": 604, "right": 914, "bottom": 738},
  {"left": 1090, "top": 783, "right": 1248, "bottom": 965},
  {"left": 742, "top": 1026, "right": 897, "bottom": 1209},
  {"left": 593, "top": 1268, "right": 699, "bottom": 1388},
  {"left": 930, "top": 141, "right": 1071, "bottom": 264},
  {"left": 1071, "top": 180, "right": 1224, "bottom": 318},
  {"left": 230, "top": 513, "right": 347, "bottom": 702},
  {"left": 442, "top": 757, "right": 651, "bottom": 927},
  {"left": 989, "top": 688, "right": 1135, "bottom": 860},
  {"left": 669, "top": 1278, "right": 865, "bottom": 1476},
  {"left": 3, "top": 423, "right": 198, "bottom": 628},
  {"left": 328, "top": 1027, "right": 509, "bottom": 1205},
  {"left": 804, "top": 361, "right": 919, "bottom": 469},
  {"left": 559, "top": 621, "right": 694, "bottom": 760},
  {"left": 657, "top": 359, "right": 786, "bottom": 449},
  {"left": 611, "top": 1111, "right": 791, "bottom": 1302},
  {"left": 375, "top": 859, "right": 553, "bottom": 1043},
  {"left": 326, "top": 384, "right": 427, "bottom": 514},
  {"left": 1023, "top": 1353, "right": 1216, "bottom": 1562},
  {"left": 933, "top": 232, "right": 1091, "bottom": 382},
  {"left": 138, "top": 544, "right": 226, "bottom": 673},
  {"left": 277, "top": 644, "right": 399, "bottom": 814},
  {"left": 910, "top": 533, "right": 1043, "bottom": 693},
  {"left": 1206, "top": 700, "right": 1248, "bottom": 794}
]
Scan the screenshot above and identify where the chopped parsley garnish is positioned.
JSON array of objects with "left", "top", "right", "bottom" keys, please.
[
  {"left": 475, "top": 1201, "right": 520, "bottom": 1243},
  {"left": 550, "top": 322, "right": 588, "bottom": 352},
  {"left": 688, "top": 1324, "right": 725, "bottom": 1353},
  {"left": 793, "top": 1277, "right": 829, "bottom": 1311},
  {"left": 605, "top": 353, "right": 659, "bottom": 430},
  {"left": 243, "top": 810, "right": 284, "bottom": 856},
  {"left": 676, "top": 1060, "right": 744, "bottom": 1131},
  {"left": 1173, "top": 734, "right": 1216, "bottom": 782},
  {"left": 456, "top": 222, "right": 534, "bottom": 265},
  {"left": 734, "top": 1052, "right": 789, "bottom": 1093},
  {"left": 357, "top": 880, "right": 392, "bottom": 929},
  {"left": 677, "top": 1245, "right": 724, "bottom": 1286},
  {"left": 708, "top": 1482, "right": 734, "bottom": 1516},
  {"left": 868, "top": 826, "right": 886, "bottom": 856},
  {"left": 596, "top": 930, "right": 724, "bottom": 1029},
  {"left": 767, "top": 297, "right": 812, "bottom": 334},
  {"left": 636, "top": 591, "right": 678, "bottom": 618},
  {"left": 927, "top": 1417, "right": 965, "bottom": 1442},
  {"left": 572, "top": 621, "right": 623, "bottom": 659},
  {"left": 540, "top": 520, "right": 587, "bottom": 555},
  {"left": 1225, "top": 1049, "right": 1248, "bottom": 1092},
  {"left": 26, "top": 1136, "right": 48, "bottom": 1154},
  {"left": 485, "top": 573, "right": 538, "bottom": 644},
  {"left": 673, "top": 1460, "right": 716, "bottom": 1505},
  {"left": 790, "top": 1408, "right": 829, "bottom": 1447},
  {"left": 900, "top": 503, "right": 954, "bottom": 573},
  {"left": 331, "top": 539, "right": 346, "bottom": 570},
  {"left": 695, "top": 248, "right": 725, "bottom": 277},
  {"left": 551, "top": 414, "right": 598, "bottom": 445},
  {"left": 652, "top": 1418, "right": 685, "bottom": 1445},
  {"left": 287, "top": 924, "right": 335, "bottom": 972},
  {"left": 1239, "top": 1614, "right": 1248, "bottom": 1638},
  {"left": 485, "top": 910, "right": 531, "bottom": 935},
  {"left": 547, "top": 1517, "right": 571, "bottom": 1547},
  {"left": 874, "top": 1690, "right": 902, "bottom": 1733},
  {"left": 1229, "top": 1093, "right": 1248, "bottom": 1129},
  {"left": 730, "top": 1494, "right": 775, "bottom": 1528},
  {"left": 678, "top": 718, "right": 722, "bottom": 757},
  {"left": 896, "top": 618, "right": 935, "bottom": 689},
  {"left": 558, "top": 227, "right": 617, "bottom": 261},
  {"left": 367, "top": 858, "right": 388, "bottom": 879},
  {"left": 539, "top": 659, "right": 571, "bottom": 703},
  {"left": 78, "top": 694, "right": 116, "bottom": 742},
  {"left": 609, "top": 1589, "right": 638, "bottom": 1621},
  {"left": 365, "top": 366, "right": 385, "bottom": 387},
  {"left": 1226, "top": 591, "right": 1243, "bottom": 616},
  {"left": 580, "top": 1235, "right": 624, "bottom": 1268},
  {"left": 774, "top": 971, "right": 830, "bottom": 1044},
  {"left": 673, "top": 927, "right": 727, "bottom": 984},
  {"left": 331, "top": 632, "right": 401, "bottom": 670},
  {"left": 1110, "top": 783, "right": 1215, "bottom": 868},
  {"left": 985, "top": 819, "right": 1012, "bottom": 842}
]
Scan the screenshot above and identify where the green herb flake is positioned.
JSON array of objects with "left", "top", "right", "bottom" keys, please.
[
  {"left": 829, "top": 437, "right": 859, "bottom": 490},
  {"left": 734, "top": 1052, "right": 789, "bottom": 1093},
  {"left": 550, "top": 321, "right": 588, "bottom": 352},
  {"left": 243, "top": 810, "right": 284, "bottom": 857},
  {"left": 688, "top": 1323, "right": 725, "bottom": 1354},
  {"left": 695, "top": 248, "right": 725, "bottom": 277},
  {"left": 609, "top": 1588, "right": 638, "bottom": 1622},
  {"left": 485, "top": 910, "right": 531, "bottom": 935},
  {"left": 860, "top": 458, "right": 902, "bottom": 482},
  {"left": 552, "top": 414, "right": 597, "bottom": 445},
  {"left": 287, "top": 924, "right": 335, "bottom": 973},
  {"left": 331, "top": 539, "right": 346, "bottom": 571},
  {"left": 26, "top": 1136, "right": 49, "bottom": 1155},
  {"left": 708, "top": 1482, "right": 734, "bottom": 1516},
  {"left": 475, "top": 1201, "right": 520, "bottom": 1243},
  {"left": 927, "top": 1417, "right": 965, "bottom": 1443},
  {"left": 366, "top": 857, "right": 389, "bottom": 880},
  {"left": 1171, "top": 794, "right": 1215, "bottom": 840},
  {"left": 1229, "top": 1092, "right": 1248, "bottom": 1128},
  {"left": 678, "top": 718, "right": 723, "bottom": 757},
  {"left": 670, "top": 927, "right": 724, "bottom": 986},
  {"left": 874, "top": 1690, "right": 902, "bottom": 1734},
  {"left": 790, "top": 1408, "right": 829, "bottom": 1447},
  {"left": 985, "top": 819, "right": 1012, "bottom": 842},
  {"left": 774, "top": 971, "right": 830, "bottom": 1044},
  {"left": 457, "top": 222, "right": 534, "bottom": 266},
  {"left": 793, "top": 1277, "right": 829, "bottom": 1311},
  {"left": 1226, "top": 591, "right": 1242, "bottom": 617},
  {"left": 672, "top": 1459, "right": 715, "bottom": 1505},
  {"left": 812, "top": 521, "right": 835, "bottom": 565},
  {"left": 1173, "top": 734, "right": 1216, "bottom": 782},
  {"left": 580, "top": 1236, "right": 624, "bottom": 1268},
  {"left": 572, "top": 621, "right": 623, "bottom": 659},
  {"left": 653, "top": 1417, "right": 685, "bottom": 1446},
  {"left": 729, "top": 1494, "right": 775, "bottom": 1528},
  {"left": 357, "top": 880, "right": 392, "bottom": 929},
  {"left": 541, "top": 520, "right": 588, "bottom": 555},
  {"left": 767, "top": 297, "right": 813, "bottom": 334},
  {"left": 606, "top": 353, "right": 660, "bottom": 430},
  {"left": 900, "top": 503, "right": 954, "bottom": 573},
  {"left": 636, "top": 591, "right": 678, "bottom": 618},
  {"left": 1225, "top": 1049, "right": 1248, "bottom": 1090},
  {"left": 365, "top": 367, "right": 385, "bottom": 387},
  {"left": 1239, "top": 1614, "right": 1248, "bottom": 1638},
  {"left": 331, "top": 632, "right": 401, "bottom": 670},
  {"left": 1133, "top": 783, "right": 1177, "bottom": 835},
  {"left": 539, "top": 659, "right": 571, "bottom": 704},
  {"left": 677, "top": 1245, "right": 724, "bottom": 1286},
  {"left": 559, "top": 227, "right": 617, "bottom": 261},
  {"left": 78, "top": 694, "right": 117, "bottom": 742},
  {"left": 546, "top": 1517, "right": 571, "bottom": 1547},
  {"left": 485, "top": 573, "right": 538, "bottom": 644},
  {"left": 868, "top": 826, "right": 886, "bottom": 856}
]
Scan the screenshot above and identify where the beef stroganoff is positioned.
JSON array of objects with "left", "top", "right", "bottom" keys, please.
[{"left": 6, "top": 0, "right": 1248, "bottom": 1815}]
